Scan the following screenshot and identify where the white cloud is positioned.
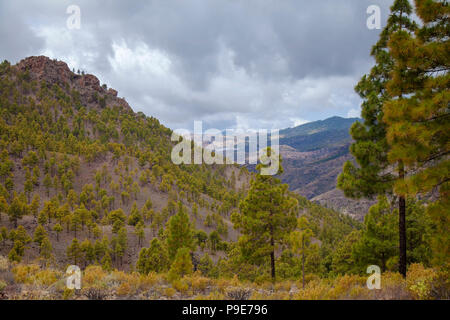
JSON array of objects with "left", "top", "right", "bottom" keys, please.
[
  {"left": 290, "top": 118, "right": 309, "bottom": 127},
  {"left": 347, "top": 108, "right": 361, "bottom": 118}
]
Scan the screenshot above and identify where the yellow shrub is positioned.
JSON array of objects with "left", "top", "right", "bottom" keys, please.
[
  {"left": 294, "top": 279, "right": 330, "bottom": 300},
  {"left": 33, "top": 269, "right": 60, "bottom": 286},
  {"left": 83, "top": 265, "right": 107, "bottom": 287},
  {"left": 186, "top": 273, "right": 211, "bottom": 293},
  {"left": 195, "top": 291, "right": 225, "bottom": 300},
  {"left": 371, "top": 272, "right": 410, "bottom": 300},
  {"left": 216, "top": 278, "right": 232, "bottom": 293},
  {"left": 172, "top": 279, "right": 189, "bottom": 294},
  {"left": 275, "top": 281, "right": 291, "bottom": 292},
  {"left": 116, "top": 282, "right": 132, "bottom": 296},
  {"left": 139, "top": 272, "right": 158, "bottom": 290},
  {"left": 12, "top": 264, "right": 40, "bottom": 284},
  {"left": 111, "top": 270, "right": 129, "bottom": 282},
  {"left": 406, "top": 263, "right": 437, "bottom": 300},
  {"left": 165, "top": 287, "right": 176, "bottom": 298},
  {"left": 329, "top": 274, "right": 365, "bottom": 299},
  {"left": 62, "top": 288, "right": 74, "bottom": 300}
]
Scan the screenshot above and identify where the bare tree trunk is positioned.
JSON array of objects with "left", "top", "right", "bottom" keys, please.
[
  {"left": 270, "top": 226, "right": 275, "bottom": 281},
  {"left": 398, "top": 162, "right": 407, "bottom": 278},
  {"left": 302, "top": 239, "right": 305, "bottom": 289}
]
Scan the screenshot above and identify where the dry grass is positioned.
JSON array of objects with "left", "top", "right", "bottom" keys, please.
[{"left": 0, "top": 255, "right": 447, "bottom": 300}]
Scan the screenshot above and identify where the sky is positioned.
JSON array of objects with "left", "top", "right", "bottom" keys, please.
[{"left": 0, "top": 0, "right": 393, "bottom": 131}]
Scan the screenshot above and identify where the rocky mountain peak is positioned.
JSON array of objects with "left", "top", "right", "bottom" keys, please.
[{"left": 15, "top": 55, "right": 130, "bottom": 112}]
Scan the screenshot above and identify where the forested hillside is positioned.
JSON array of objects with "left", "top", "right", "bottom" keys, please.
[
  {"left": 0, "top": 56, "right": 251, "bottom": 270},
  {"left": 0, "top": 56, "right": 369, "bottom": 299}
]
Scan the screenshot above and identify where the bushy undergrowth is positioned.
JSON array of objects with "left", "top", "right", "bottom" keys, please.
[{"left": 0, "top": 255, "right": 447, "bottom": 300}]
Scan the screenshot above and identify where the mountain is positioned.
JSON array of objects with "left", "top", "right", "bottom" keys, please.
[
  {"left": 277, "top": 116, "right": 375, "bottom": 220},
  {"left": 0, "top": 56, "right": 250, "bottom": 269},
  {"left": 280, "top": 116, "right": 360, "bottom": 147}
]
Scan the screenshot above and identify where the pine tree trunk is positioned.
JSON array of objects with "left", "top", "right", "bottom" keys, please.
[
  {"left": 398, "top": 162, "right": 407, "bottom": 278},
  {"left": 270, "top": 226, "right": 275, "bottom": 281},
  {"left": 302, "top": 240, "right": 305, "bottom": 289}
]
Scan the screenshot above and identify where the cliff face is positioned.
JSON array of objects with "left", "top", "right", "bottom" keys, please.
[{"left": 15, "top": 56, "right": 131, "bottom": 112}]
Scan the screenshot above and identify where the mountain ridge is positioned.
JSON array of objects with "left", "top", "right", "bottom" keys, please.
[{"left": 277, "top": 116, "right": 373, "bottom": 220}]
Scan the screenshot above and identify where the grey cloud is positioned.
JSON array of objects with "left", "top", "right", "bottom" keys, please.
[{"left": 0, "top": 0, "right": 395, "bottom": 130}]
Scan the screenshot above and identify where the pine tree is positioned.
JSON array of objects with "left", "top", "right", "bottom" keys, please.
[
  {"left": 208, "top": 231, "right": 220, "bottom": 252},
  {"left": 289, "top": 216, "right": 313, "bottom": 288},
  {"left": 8, "top": 194, "right": 25, "bottom": 228},
  {"left": 101, "top": 252, "right": 112, "bottom": 271},
  {"left": 331, "top": 230, "right": 361, "bottom": 275},
  {"left": 8, "top": 240, "right": 24, "bottom": 263},
  {"left": 352, "top": 196, "right": 397, "bottom": 272},
  {"left": 29, "top": 194, "right": 40, "bottom": 217},
  {"left": 40, "top": 236, "right": 53, "bottom": 261},
  {"left": 134, "top": 221, "right": 145, "bottom": 246},
  {"left": 53, "top": 223, "right": 63, "bottom": 241},
  {"left": 67, "top": 238, "right": 82, "bottom": 265},
  {"left": 38, "top": 210, "right": 48, "bottom": 226},
  {"left": 232, "top": 150, "right": 297, "bottom": 281},
  {"left": 198, "top": 253, "right": 214, "bottom": 277},
  {"left": 383, "top": 0, "right": 450, "bottom": 269},
  {"left": 166, "top": 202, "right": 194, "bottom": 261},
  {"left": 43, "top": 173, "right": 52, "bottom": 197},
  {"left": 168, "top": 247, "right": 193, "bottom": 281},
  {"left": 71, "top": 212, "right": 82, "bottom": 237},
  {"left": 81, "top": 239, "right": 95, "bottom": 267},
  {"left": 128, "top": 202, "right": 143, "bottom": 226},
  {"left": 338, "top": 0, "right": 417, "bottom": 277},
  {"left": 136, "top": 238, "right": 169, "bottom": 274},
  {"left": 33, "top": 224, "right": 48, "bottom": 250}
]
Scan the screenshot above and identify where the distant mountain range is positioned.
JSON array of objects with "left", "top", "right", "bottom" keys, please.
[{"left": 277, "top": 116, "right": 375, "bottom": 220}]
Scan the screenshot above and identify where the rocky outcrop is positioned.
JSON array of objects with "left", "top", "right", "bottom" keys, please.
[
  {"left": 17, "top": 56, "right": 72, "bottom": 86},
  {"left": 15, "top": 56, "right": 132, "bottom": 112},
  {"left": 108, "top": 88, "right": 118, "bottom": 97},
  {"left": 77, "top": 74, "right": 101, "bottom": 92}
]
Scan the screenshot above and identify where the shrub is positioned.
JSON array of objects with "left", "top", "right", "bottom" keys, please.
[
  {"left": 406, "top": 263, "right": 437, "bottom": 300},
  {"left": 83, "top": 265, "right": 107, "bottom": 288},
  {"left": 33, "top": 269, "right": 60, "bottom": 286},
  {"left": 116, "top": 282, "right": 132, "bottom": 297},
  {"left": 187, "top": 273, "right": 211, "bottom": 293},
  {"left": 0, "top": 280, "right": 6, "bottom": 292},
  {"left": 62, "top": 288, "right": 74, "bottom": 300},
  {"left": 164, "top": 287, "right": 176, "bottom": 298},
  {"left": 168, "top": 248, "right": 193, "bottom": 282},
  {"left": 172, "top": 279, "right": 189, "bottom": 295},
  {"left": 12, "top": 264, "right": 40, "bottom": 284},
  {"left": 0, "top": 255, "right": 9, "bottom": 271},
  {"left": 225, "top": 287, "right": 252, "bottom": 300}
]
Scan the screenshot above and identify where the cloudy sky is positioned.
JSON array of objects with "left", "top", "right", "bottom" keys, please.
[{"left": 0, "top": 0, "right": 393, "bottom": 130}]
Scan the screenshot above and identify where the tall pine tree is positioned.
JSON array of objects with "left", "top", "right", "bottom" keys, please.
[
  {"left": 232, "top": 149, "right": 297, "bottom": 281},
  {"left": 338, "top": 0, "right": 416, "bottom": 277},
  {"left": 383, "top": 0, "right": 449, "bottom": 269}
]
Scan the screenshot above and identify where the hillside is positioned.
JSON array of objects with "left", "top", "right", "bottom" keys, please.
[
  {"left": 0, "top": 56, "right": 361, "bottom": 275},
  {"left": 0, "top": 56, "right": 251, "bottom": 270}
]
